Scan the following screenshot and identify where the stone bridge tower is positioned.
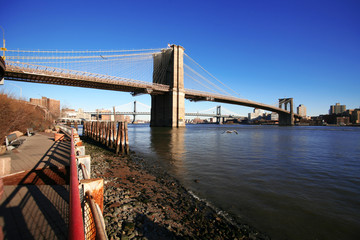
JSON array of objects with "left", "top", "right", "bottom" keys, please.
[
  {"left": 278, "top": 98, "right": 294, "bottom": 126},
  {"left": 150, "top": 45, "right": 185, "bottom": 127}
]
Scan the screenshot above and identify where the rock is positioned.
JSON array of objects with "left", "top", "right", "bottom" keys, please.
[
  {"left": 123, "top": 221, "right": 135, "bottom": 233},
  {"left": 120, "top": 235, "right": 129, "bottom": 240}
]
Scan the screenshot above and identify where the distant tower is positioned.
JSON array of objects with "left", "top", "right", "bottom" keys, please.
[
  {"left": 297, "top": 104, "right": 307, "bottom": 117},
  {"left": 329, "top": 103, "right": 346, "bottom": 114}
]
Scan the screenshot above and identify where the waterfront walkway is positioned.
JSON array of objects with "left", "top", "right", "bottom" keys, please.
[{"left": 0, "top": 133, "right": 70, "bottom": 239}]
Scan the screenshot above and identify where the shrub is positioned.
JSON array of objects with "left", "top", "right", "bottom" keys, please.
[{"left": 0, "top": 93, "right": 53, "bottom": 144}]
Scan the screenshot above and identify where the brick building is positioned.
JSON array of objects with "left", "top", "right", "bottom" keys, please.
[{"left": 30, "top": 96, "right": 60, "bottom": 118}]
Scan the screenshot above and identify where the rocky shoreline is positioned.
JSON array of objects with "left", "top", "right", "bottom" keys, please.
[{"left": 83, "top": 137, "right": 269, "bottom": 240}]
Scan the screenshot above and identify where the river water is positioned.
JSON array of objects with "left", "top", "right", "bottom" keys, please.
[{"left": 126, "top": 124, "right": 360, "bottom": 239}]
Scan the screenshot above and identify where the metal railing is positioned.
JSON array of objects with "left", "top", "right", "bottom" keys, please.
[
  {"left": 69, "top": 128, "right": 85, "bottom": 240},
  {"left": 60, "top": 125, "right": 107, "bottom": 240}
]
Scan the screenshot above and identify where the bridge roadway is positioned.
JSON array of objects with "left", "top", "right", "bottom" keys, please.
[{"left": 4, "top": 62, "right": 298, "bottom": 117}]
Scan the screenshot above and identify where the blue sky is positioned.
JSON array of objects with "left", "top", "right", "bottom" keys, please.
[{"left": 1, "top": 0, "right": 359, "bottom": 117}]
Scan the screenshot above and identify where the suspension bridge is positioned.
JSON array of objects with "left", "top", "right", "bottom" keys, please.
[
  {"left": 0, "top": 45, "right": 298, "bottom": 126},
  {"left": 84, "top": 101, "right": 243, "bottom": 124}
]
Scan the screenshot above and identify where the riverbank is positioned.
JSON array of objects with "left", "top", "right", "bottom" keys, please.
[{"left": 83, "top": 137, "right": 269, "bottom": 240}]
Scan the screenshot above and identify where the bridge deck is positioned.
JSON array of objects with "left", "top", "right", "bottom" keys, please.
[{"left": 0, "top": 133, "right": 70, "bottom": 239}]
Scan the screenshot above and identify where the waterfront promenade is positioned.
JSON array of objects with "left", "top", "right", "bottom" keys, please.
[{"left": 0, "top": 133, "right": 70, "bottom": 239}]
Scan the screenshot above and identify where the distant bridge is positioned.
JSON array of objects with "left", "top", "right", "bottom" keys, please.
[
  {"left": 85, "top": 103, "right": 243, "bottom": 124},
  {"left": 86, "top": 112, "right": 242, "bottom": 118}
]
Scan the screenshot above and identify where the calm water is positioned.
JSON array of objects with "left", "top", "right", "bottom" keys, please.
[{"left": 127, "top": 124, "right": 360, "bottom": 240}]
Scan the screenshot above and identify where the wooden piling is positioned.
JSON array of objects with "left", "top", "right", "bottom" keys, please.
[
  {"left": 115, "top": 122, "right": 121, "bottom": 154},
  {"left": 125, "top": 122, "right": 129, "bottom": 154},
  {"left": 84, "top": 120, "right": 129, "bottom": 155}
]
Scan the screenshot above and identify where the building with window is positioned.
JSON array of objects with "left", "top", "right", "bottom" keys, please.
[
  {"left": 248, "top": 108, "right": 263, "bottom": 121},
  {"left": 297, "top": 104, "right": 307, "bottom": 117},
  {"left": 329, "top": 103, "right": 346, "bottom": 115}
]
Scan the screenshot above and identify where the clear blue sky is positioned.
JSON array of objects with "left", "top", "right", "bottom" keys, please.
[{"left": 1, "top": 0, "right": 359, "bottom": 117}]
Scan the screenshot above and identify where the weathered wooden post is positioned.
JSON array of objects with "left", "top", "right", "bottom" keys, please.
[
  {"left": 106, "top": 122, "right": 110, "bottom": 147},
  {"left": 96, "top": 121, "right": 99, "bottom": 141},
  {"left": 115, "top": 122, "right": 122, "bottom": 154},
  {"left": 112, "top": 121, "right": 116, "bottom": 148},
  {"left": 120, "top": 122, "right": 125, "bottom": 154},
  {"left": 125, "top": 122, "right": 129, "bottom": 155}
]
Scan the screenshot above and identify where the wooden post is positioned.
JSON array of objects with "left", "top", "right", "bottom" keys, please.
[
  {"left": 93, "top": 122, "right": 96, "bottom": 139},
  {"left": 94, "top": 122, "right": 97, "bottom": 141},
  {"left": 115, "top": 122, "right": 122, "bottom": 154},
  {"left": 102, "top": 122, "right": 105, "bottom": 144},
  {"left": 125, "top": 122, "right": 129, "bottom": 155},
  {"left": 105, "top": 122, "right": 109, "bottom": 146},
  {"left": 96, "top": 122, "right": 100, "bottom": 141},
  {"left": 107, "top": 122, "right": 112, "bottom": 148},
  {"left": 112, "top": 121, "right": 116, "bottom": 149},
  {"left": 102, "top": 122, "right": 106, "bottom": 145},
  {"left": 120, "top": 122, "right": 125, "bottom": 154},
  {"left": 105, "top": 122, "right": 108, "bottom": 147},
  {"left": 113, "top": 106, "right": 116, "bottom": 122},
  {"left": 100, "top": 122, "right": 103, "bottom": 143}
]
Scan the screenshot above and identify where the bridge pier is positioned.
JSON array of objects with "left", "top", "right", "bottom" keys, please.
[
  {"left": 278, "top": 98, "right": 294, "bottom": 126},
  {"left": 150, "top": 45, "right": 185, "bottom": 127}
]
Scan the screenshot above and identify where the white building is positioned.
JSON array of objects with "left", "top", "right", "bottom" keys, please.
[
  {"left": 297, "top": 104, "right": 307, "bottom": 117},
  {"left": 270, "top": 112, "right": 279, "bottom": 120},
  {"left": 248, "top": 108, "right": 263, "bottom": 120},
  {"left": 61, "top": 108, "right": 91, "bottom": 120}
]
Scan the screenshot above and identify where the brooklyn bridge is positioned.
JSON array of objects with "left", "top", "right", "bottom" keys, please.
[{"left": 0, "top": 45, "right": 298, "bottom": 126}]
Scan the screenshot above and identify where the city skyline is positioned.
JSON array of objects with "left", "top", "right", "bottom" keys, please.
[{"left": 1, "top": 0, "right": 359, "bottom": 116}]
